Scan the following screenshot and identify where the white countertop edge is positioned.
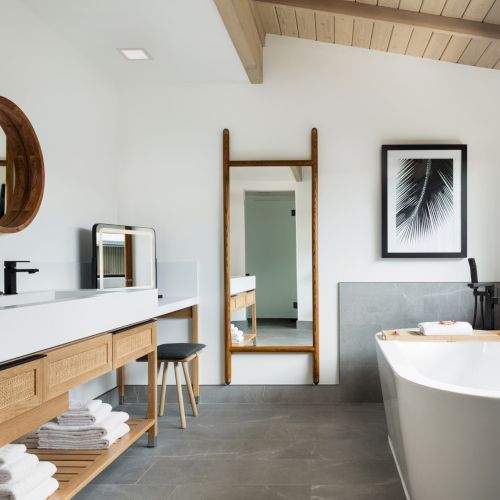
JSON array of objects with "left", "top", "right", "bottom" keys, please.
[{"left": 155, "top": 295, "right": 198, "bottom": 317}]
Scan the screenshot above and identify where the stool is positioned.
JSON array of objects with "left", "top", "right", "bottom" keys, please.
[{"left": 141, "top": 343, "right": 205, "bottom": 429}]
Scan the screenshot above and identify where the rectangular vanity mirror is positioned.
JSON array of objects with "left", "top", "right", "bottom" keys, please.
[
  {"left": 223, "top": 129, "right": 319, "bottom": 384},
  {"left": 92, "top": 223, "right": 156, "bottom": 290}
]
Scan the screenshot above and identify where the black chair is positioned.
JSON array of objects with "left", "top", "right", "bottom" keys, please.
[
  {"left": 139, "top": 342, "right": 205, "bottom": 429},
  {"left": 468, "top": 258, "right": 497, "bottom": 329}
]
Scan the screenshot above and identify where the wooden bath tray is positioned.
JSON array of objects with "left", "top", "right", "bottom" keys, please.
[
  {"left": 31, "top": 418, "right": 154, "bottom": 499},
  {"left": 381, "top": 329, "right": 500, "bottom": 342}
]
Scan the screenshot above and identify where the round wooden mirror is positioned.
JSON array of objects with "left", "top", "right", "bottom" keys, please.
[{"left": 0, "top": 96, "right": 44, "bottom": 233}]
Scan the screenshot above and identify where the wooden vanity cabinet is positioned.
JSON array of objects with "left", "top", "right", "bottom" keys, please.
[
  {"left": 0, "top": 320, "right": 158, "bottom": 495},
  {"left": 113, "top": 322, "right": 155, "bottom": 368},
  {"left": 45, "top": 334, "right": 113, "bottom": 400},
  {"left": 0, "top": 355, "right": 46, "bottom": 425}
]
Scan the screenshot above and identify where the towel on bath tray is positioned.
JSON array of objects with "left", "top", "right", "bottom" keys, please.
[
  {"left": 38, "top": 423, "right": 130, "bottom": 450},
  {"left": 65, "top": 399, "right": 102, "bottom": 414},
  {"left": 40, "top": 411, "right": 129, "bottom": 440},
  {"left": 13, "top": 433, "right": 38, "bottom": 449},
  {"left": 0, "top": 453, "right": 38, "bottom": 484},
  {"left": 57, "top": 402, "right": 112, "bottom": 427},
  {"left": 10, "top": 477, "right": 59, "bottom": 500},
  {"left": 0, "top": 461, "right": 57, "bottom": 500},
  {"left": 418, "top": 321, "right": 474, "bottom": 336},
  {"left": 0, "top": 446, "right": 26, "bottom": 468}
]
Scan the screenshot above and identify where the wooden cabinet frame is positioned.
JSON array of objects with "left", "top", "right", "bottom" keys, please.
[
  {"left": 0, "top": 321, "right": 158, "bottom": 499},
  {"left": 223, "top": 128, "right": 320, "bottom": 384}
]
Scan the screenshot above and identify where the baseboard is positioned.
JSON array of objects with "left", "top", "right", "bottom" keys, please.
[
  {"left": 96, "top": 386, "right": 119, "bottom": 407},
  {"left": 388, "top": 435, "right": 411, "bottom": 500},
  {"left": 120, "top": 384, "right": 349, "bottom": 404},
  {"left": 297, "top": 320, "right": 313, "bottom": 330}
]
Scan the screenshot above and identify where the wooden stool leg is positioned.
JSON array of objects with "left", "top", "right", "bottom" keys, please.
[
  {"left": 159, "top": 362, "right": 168, "bottom": 417},
  {"left": 174, "top": 362, "right": 186, "bottom": 429},
  {"left": 182, "top": 362, "right": 198, "bottom": 417}
]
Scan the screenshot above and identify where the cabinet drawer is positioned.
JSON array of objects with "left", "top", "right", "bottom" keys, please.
[
  {"left": 230, "top": 297, "right": 237, "bottom": 311},
  {"left": 235, "top": 293, "right": 246, "bottom": 309},
  {"left": 45, "top": 335, "right": 112, "bottom": 399},
  {"left": 0, "top": 356, "right": 45, "bottom": 425},
  {"left": 113, "top": 322, "right": 156, "bottom": 368},
  {"left": 246, "top": 290, "right": 256, "bottom": 306}
]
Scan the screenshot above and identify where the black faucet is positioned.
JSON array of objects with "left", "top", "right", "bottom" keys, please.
[{"left": 4, "top": 261, "right": 39, "bottom": 295}]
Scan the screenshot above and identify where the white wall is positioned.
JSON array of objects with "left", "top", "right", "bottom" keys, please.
[
  {"left": 116, "top": 35, "right": 500, "bottom": 385},
  {"left": 0, "top": 0, "right": 118, "bottom": 397}
]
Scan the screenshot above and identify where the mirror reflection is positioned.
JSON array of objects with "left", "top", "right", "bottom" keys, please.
[
  {"left": 0, "top": 126, "right": 9, "bottom": 218},
  {"left": 230, "top": 167, "right": 313, "bottom": 347},
  {"left": 92, "top": 224, "right": 156, "bottom": 290}
]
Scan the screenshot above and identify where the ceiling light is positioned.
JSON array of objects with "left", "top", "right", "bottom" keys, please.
[{"left": 118, "top": 48, "right": 152, "bottom": 61}]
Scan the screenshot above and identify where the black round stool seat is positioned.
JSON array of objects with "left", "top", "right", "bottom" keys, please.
[{"left": 139, "top": 343, "right": 206, "bottom": 362}]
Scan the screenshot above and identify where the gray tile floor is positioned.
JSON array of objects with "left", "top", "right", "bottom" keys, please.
[
  {"left": 75, "top": 402, "right": 405, "bottom": 500},
  {"left": 253, "top": 319, "right": 313, "bottom": 346}
]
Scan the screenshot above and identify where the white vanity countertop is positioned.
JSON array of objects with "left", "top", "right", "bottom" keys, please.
[
  {"left": 0, "top": 289, "right": 198, "bottom": 364},
  {"left": 230, "top": 276, "right": 256, "bottom": 295},
  {"left": 155, "top": 295, "right": 198, "bottom": 317}
]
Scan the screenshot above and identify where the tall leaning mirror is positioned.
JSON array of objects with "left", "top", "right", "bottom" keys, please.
[{"left": 223, "top": 129, "right": 319, "bottom": 385}]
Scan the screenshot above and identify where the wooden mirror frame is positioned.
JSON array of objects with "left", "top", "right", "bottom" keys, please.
[
  {"left": 0, "top": 96, "right": 44, "bottom": 233},
  {"left": 223, "top": 128, "right": 319, "bottom": 385}
]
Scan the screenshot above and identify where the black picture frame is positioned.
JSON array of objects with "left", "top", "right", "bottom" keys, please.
[{"left": 382, "top": 144, "right": 467, "bottom": 259}]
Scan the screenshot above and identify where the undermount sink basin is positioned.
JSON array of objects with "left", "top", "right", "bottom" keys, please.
[
  {"left": 230, "top": 276, "right": 256, "bottom": 295},
  {"left": 0, "top": 288, "right": 159, "bottom": 363}
]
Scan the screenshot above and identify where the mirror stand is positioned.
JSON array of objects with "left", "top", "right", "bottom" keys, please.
[{"left": 223, "top": 128, "right": 319, "bottom": 385}]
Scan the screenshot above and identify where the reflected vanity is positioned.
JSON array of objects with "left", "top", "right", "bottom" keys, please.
[{"left": 223, "top": 129, "right": 319, "bottom": 384}]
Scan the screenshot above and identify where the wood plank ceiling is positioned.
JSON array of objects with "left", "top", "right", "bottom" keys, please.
[{"left": 215, "top": 0, "right": 500, "bottom": 83}]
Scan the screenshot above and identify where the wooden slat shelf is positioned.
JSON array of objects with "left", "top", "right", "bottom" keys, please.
[
  {"left": 232, "top": 333, "right": 257, "bottom": 347},
  {"left": 31, "top": 419, "right": 154, "bottom": 500}
]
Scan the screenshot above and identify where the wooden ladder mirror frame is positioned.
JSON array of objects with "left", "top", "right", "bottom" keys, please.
[{"left": 223, "top": 128, "right": 319, "bottom": 385}]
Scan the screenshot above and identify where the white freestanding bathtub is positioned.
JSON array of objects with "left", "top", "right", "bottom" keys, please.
[{"left": 375, "top": 333, "right": 500, "bottom": 500}]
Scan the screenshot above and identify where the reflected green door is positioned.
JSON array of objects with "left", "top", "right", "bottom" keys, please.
[{"left": 245, "top": 191, "right": 298, "bottom": 319}]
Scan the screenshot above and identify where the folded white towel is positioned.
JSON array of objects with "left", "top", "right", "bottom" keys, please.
[
  {"left": 14, "top": 432, "right": 38, "bottom": 449},
  {"left": 19, "top": 477, "right": 58, "bottom": 500},
  {"left": 0, "top": 461, "right": 57, "bottom": 500},
  {"left": 419, "top": 321, "right": 474, "bottom": 336},
  {"left": 40, "top": 411, "right": 129, "bottom": 440},
  {"left": 38, "top": 423, "right": 130, "bottom": 450},
  {"left": 0, "top": 453, "right": 39, "bottom": 484},
  {"left": 57, "top": 403, "right": 112, "bottom": 427},
  {"left": 66, "top": 400, "right": 102, "bottom": 414},
  {"left": 0, "top": 446, "right": 26, "bottom": 468}
]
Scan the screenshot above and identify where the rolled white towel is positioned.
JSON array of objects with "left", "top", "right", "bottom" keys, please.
[
  {"left": 419, "top": 321, "right": 473, "bottom": 336},
  {"left": 57, "top": 403, "right": 112, "bottom": 427},
  {"left": 40, "top": 411, "right": 129, "bottom": 439},
  {"left": 38, "top": 423, "right": 130, "bottom": 450},
  {"left": 65, "top": 400, "right": 102, "bottom": 414},
  {"left": 0, "top": 446, "right": 26, "bottom": 468},
  {"left": 0, "top": 461, "right": 57, "bottom": 500},
  {"left": 19, "top": 477, "right": 59, "bottom": 500},
  {"left": 0, "top": 453, "right": 38, "bottom": 484}
]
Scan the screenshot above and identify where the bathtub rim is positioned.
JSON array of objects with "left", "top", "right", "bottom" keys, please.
[{"left": 375, "top": 332, "right": 500, "bottom": 401}]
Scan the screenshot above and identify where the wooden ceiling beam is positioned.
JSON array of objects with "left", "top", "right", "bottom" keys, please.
[
  {"left": 290, "top": 166, "right": 303, "bottom": 181},
  {"left": 215, "top": 0, "right": 264, "bottom": 84},
  {"left": 256, "top": 0, "right": 500, "bottom": 42}
]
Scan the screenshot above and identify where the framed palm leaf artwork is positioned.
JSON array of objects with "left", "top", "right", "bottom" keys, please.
[{"left": 382, "top": 145, "right": 467, "bottom": 258}]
